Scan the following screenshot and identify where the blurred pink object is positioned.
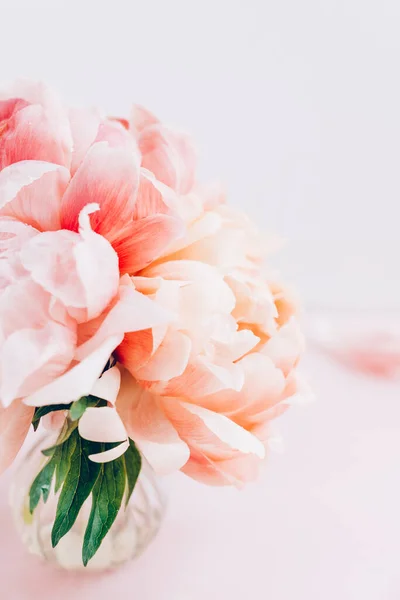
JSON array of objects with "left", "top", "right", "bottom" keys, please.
[{"left": 307, "top": 309, "right": 400, "bottom": 378}]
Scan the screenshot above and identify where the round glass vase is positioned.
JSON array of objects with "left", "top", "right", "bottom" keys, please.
[{"left": 9, "top": 433, "right": 166, "bottom": 572}]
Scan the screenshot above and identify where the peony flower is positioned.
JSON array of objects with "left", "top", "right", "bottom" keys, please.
[
  {"left": 0, "top": 81, "right": 308, "bottom": 489},
  {"left": 112, "top": 108, "right": 308, "bottom": 486},
  {"left": 0, "top": 203, "right": 171, "bottom": 473}
]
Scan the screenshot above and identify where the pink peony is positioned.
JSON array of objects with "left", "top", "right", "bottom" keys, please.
[
  {"left": 0, "top": 81, "right": 308, "bottom": 486},
  {"left": 115, "top": 168, "right": 307, "bottom": 486}
]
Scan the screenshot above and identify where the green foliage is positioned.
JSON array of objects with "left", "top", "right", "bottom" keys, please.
[
  {"left": 51, "top": 430, "right": 101, "bottom": 548},
  {"left": 82, "top": 456, "right": 126, "bottom": 566},
  {"left": 29, "top": 453, "right": 58, "bottom": 513},
  {"left": 123, "top": 439, "right": 142, "bottom": 506},
  {"left": 28, "top": 399, "right": 143, "bottom": 566},
  {"left": 32, "top": 405, "right": 71, "bottom": 432}
]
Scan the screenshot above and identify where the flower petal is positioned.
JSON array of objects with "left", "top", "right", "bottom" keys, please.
[
  {"left": 113, "top": 214, "right": 184, "bottom": 275},
  {"left": 164, "top": 400, "right": 265, "bottom": 459},
  {"left": 0, "top": 321, "right": 76, "bottom": 407},
  {"left": 0, "top": 399, "right": 34, "bottom": 474},
  {"left": 181, "top": 449, "right": 261, "bottom": 487},
  {"left": 0, "top": 103, "right": 71, "bottom": 169},
  {"left": 117, "top": 369, "right": 190, "bottom": 474},
  {"left": 139, "top": 124, "right": 196, "bottom": 194},
  {"left": 24, "top": 334, "right": 122, "bottom": 407},
  {"left": 89, "top": 440, "right": 129, "bottom": 463},
  {"left": 60, "top": 141, "right": 140, "bottom": 241},
  {"left": 261, "top": 317, "right": 305, "bottom": 375},
  {"left": 0, "top": 160, "right": 69, "bottom": 230},
  {"left": 20, "top": 204, "right": 119, "bottom": 323},
  {"left": 90, "top": 365, "right": 121, "bottom": 404},
  {"left": 79, "top": 406, "right": 127, "bottom": 443},
  {"left": 134, "top": 330, "right": 192, "bottom": 382},
  {"left": 75, "top": 283, "right": 172, "bottom": 361}
]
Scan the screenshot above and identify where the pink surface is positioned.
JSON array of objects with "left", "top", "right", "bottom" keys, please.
[{"left": 1, "top": 350, "right": 400, "bottom": 600}]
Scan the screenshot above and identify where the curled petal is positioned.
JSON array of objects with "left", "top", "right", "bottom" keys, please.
[
  {"left": 90, "top": 365, "right": 121, "bottom": 404},
  {"left": 89, "top": 440, "right": 129, "bottom": 463},
  {"left": 163, "top": 400, "right": 265, "bottom": 460},
  {"left": 60, "top": 141, "right": 140, "bottom": 241}
]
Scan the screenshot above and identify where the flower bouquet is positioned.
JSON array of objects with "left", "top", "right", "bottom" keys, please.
[{"left": 0, "top": 81, "right": 307, "bottom": 569}]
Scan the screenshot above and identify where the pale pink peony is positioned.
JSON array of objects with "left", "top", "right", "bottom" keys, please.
[
  {"left": 0, "top": 82, "right": 308, "bottom": 486},
  {"left": 111, "top": 107, "right": 308, "bottom": 486}
]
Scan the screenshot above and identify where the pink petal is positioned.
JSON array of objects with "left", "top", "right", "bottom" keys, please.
[
  {"left": 0, "top": 400, "right": 34, "bottom": 474},
  {"left": 134, "top": 330, "right": 192, "bottom": 381},
  {"left": 117, "top": 369, "right": 190, "bottom": 474},
  {"left": 60, "top": 142, "right": 140, "bottom": 241},
  {"left": 0, "top": 103, "right": 71, "bottom": 169},
  {"left": 1, "top": 80, "right": 73, "bottom": 163},
  {"left": 166, "top": 211, "right": 222, "bottom": 255},
  {"left": 198, "top": 354, "right": 286, "bottom": 422},
  {"left": 130, "top": 105, "right": 159, "bottom": 135},
  {"left": 132, "top": 168, "right": 176, "bottom": 220},
  {"left": 76, "top": 283, "right": 172, "bottom": 361},
  {"left": 0, "top": 160, "right": 69, "bottom": 230},
  {"left": 24, "top": 334, "right": 122, "bottom": 407},
  {"left": 79, "top": 406, "right": 127, "bottom": 443},
  {"left": 20, "top": 205, "right": 119, "bottom": 323},
  {"left": 113, "top": 214, "right": 184, "bottom": 275},
  {"left": 163, "top": 399, "right": 265, "bottom": 460},
  {"left": 0, "top": 321, "right": 76, "bottom": 407},
  {"left": 181, "top": 449, "right": 261, "bottom": 487},
  {"left": 89, "top": 440, "right": 129, "bottom": 463},
  {"left": 90, "top": 365, "right": 121, "bottom": 404},
  {"left": 42, "top": 410, "right": 66, "bottom": 432},
  {"left": 116, "top": 329, "right": 154, "bottom": 374},
  {"left": 152, "top": 356, "right": 244, "bottom": 399},
  {"left": 0, "top": 217, "right": 37, "bottom": 256},
  {"left": 68, "top": 107, "right": 101, "bottom": 175},
  {"left": 261, "top": 317, "right": 305, "bottom": 375},
  {"left": 139, "top": 124, "right": 196, "bottom": 194},
  {"left": 95, "top": 120, "right": 133, "bottom": 149},
  {"left": 143, "top": 260, "right": 236, "bottom": 319}
]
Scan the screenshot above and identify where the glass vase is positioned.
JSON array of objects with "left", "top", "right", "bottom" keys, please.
[{"left": 9, "top": 433, "right": 166, "bottom": 572}]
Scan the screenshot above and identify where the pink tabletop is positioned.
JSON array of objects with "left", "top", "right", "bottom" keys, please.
[{"left": 1, "top": 350, "right": 399, "bottom": 600}]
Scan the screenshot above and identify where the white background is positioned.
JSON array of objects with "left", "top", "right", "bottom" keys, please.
[
  {"left": 2, "top": 0, "right": 399, "bottom": 310},
  {"left": 1, "top": 2, "right": 400, "bottom": 599}
]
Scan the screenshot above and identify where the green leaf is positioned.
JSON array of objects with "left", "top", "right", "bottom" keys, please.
[
  {"left": 123, "top": 439, "right": 141, "bottom": 506},
  {"left": 69, "top": 395, "right": 107, "bottom": 422},
  {"left": 82, "top": 456, "right": 126, "bottom": 566},
  {"left": 54, "top": 429, "right": 78, "bottom": 493},
  {"left": 41, "top": 419, "right": 78, "bottom": 457},
  {"left": 51, "top": 431, "right": 101, "bottom": 548},
  {"left": 69, "top": 397, "right": 90, "bottom": 421},
  {"left": 29, "top": 455, "right": 57, "bottom": 514},
  {"left": 32, "top": 404, "right": 71, "bottom": 432}
]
